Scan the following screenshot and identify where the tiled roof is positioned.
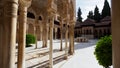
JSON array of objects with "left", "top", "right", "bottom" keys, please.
[
  {"left": 101, "top": 16, "right": 111, "bottom": 22},
  {"left": 95, "top": 22, "right": 111, "bottom": 26},
  {"left": 75, "top": 16, "right": 111, "bottom": 28},
  {"left": 81, "top": 18, "right": 95, "bottom": 26},
  {"left": 75, "top": 21, "right": 82, "bottom": 28}
]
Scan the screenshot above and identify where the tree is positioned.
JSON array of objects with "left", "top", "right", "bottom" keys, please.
[
  {"left": 87, "top": 11, "right": 94, "bottom": 19},
  {"left": 94, "top": 36, "right": 112, "bottom": 68},
  {"left": 77, "top": 7, "right": 82, "bottom": 22},
  {"left": 94, "top": 6, "right": 101, "bottom": 22},
  {"left": 101, "top": 0, "right": 111, "bottom": 19},
  {"left": 26, "top": 34, "right": 36, "bottom": 47}
]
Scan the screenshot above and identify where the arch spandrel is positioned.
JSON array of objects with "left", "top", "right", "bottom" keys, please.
[
  {"left": 31, "top": 0, "right": 48, "bottom": 15},
  {"left": 68, "top": 0, "right": 76, "bottom": 25},
  {"left": 57, "top": 0, "right": 68, "bottom": 18}
]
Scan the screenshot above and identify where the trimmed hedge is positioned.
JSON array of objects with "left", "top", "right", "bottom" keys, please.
[
  {"left": 94, "top": 36, "right": 112, "bottom": 68},
  {"left": 26, "top": 34, "right": 36, "bottom": 47}
]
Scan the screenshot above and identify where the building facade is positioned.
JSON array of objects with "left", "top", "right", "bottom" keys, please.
[{"left": 75, "top": 16, "right": 111, "bottom": 39}]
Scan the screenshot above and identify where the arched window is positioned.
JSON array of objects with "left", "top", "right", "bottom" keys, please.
[
  {"left": 27, "top": 12, "right": 35, "bottom": 19},
  {"left": 39, "top": 16, "right": 42, "bottom": 20},
  {"left": 86, "top": 29, "right": 88, "bottom": 35}
]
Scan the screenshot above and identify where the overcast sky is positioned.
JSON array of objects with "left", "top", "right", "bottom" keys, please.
[{"left": 76, "top": 0, "right": 111, "bottom": 20}]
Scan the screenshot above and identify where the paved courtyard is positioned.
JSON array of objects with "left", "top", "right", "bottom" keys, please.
[
  {"left": 16, "top": 39, "right": 112, "bottom": 68},
  {"left": 56, "top": 39, "right": 113, "bottom": 68},
  {"left": 60, "top": 40, "right": 103, "bottom": 68}
]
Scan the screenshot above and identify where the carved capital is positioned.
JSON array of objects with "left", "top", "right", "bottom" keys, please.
[
  {"left": 4, "top": 1, "right": 19, "bottom": 18},
  {"left": 19, "top": 0, "right": 32, "bottom": 8}
]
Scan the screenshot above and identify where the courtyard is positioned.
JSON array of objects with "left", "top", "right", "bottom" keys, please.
[
  {"left": 15, "top": 39, "right": 108, "bottom": 68},
  {"left": 1, "top": 0, "right": 120, "bottom": 68}
]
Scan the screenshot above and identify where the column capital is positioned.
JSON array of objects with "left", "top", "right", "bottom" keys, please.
[{"left": 19, "top": 0, "right": 32, "bottom": 8}]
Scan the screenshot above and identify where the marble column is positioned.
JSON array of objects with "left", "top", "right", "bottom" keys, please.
[
  {"left": 72, "top": 24, "right": 75, "bottom": 53},
  {"left": 46, "top": 23, "right": 49, "bottom": 42},
  {"left": 49, "top": 14, "right": 54, "bottom": 68},
  {"left": 40, "top": 22, "right": 43, "bottom": 41},
  {"left": 68, "top": 25, "right": 71, "bottom": 54},
  {"left": 17, "top": 5, "right": 28, "bottom": 68},
  {"left": 60, "top": 20, "right": 63, "bottom": 51},
  {"left": 42, "top": 18, "right": 48, "bottom": 48},
  {"left": 54, "top": 28, "right": 57, "bottom": 39},
  {"left": 65, "top": 24, "right": 68, "bottom": 59},
  {"left": 2, "top": 0, "right": 18, "bottom": 67},
  {"left": 17, "top": 0, "right": 32, "bottom": 67},
  {"left": 35, "top": 16, "right": 39, "bottom": 49},
  {"left": 112, "top": 0, "right": 120, "bottom": 68},
  {"left": 69, "top": 24, "right": 74, "bottom": 55},
  {"left": 0, "top": 0, "right": 18, "bottom": 68}
]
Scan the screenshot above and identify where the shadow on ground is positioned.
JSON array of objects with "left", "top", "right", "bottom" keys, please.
[{"left": 28, "top": 54, "right": 65, "bottom": 68}]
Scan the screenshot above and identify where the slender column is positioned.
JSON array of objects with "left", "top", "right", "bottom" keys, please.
[
  {"left": 35, "top": 16, "right": 39, "bottom": 49},
  {"left": 40, "top": 23, "right": 43, "bottom": 41},
  {"left": 72, "top": 24, "right": 75, "bottom": 53},
  {"left": 17, "top": 5, "right": 27, "bottom": 68},
  {"left": 0, "top": 0, "right": 18, "bottom": 68},
  {"left": 54, "top": 28, "right": 57, "bottom": 39},
  {"left": 60, "top": 21, "right": 63, "bottom": 51},
  {"left": 64, "top": 24, "right": 68, "bottom": 59},
  {"left": 112, "top": 0, "right": 120, "bottom": 68},
  {"left": 69, "top": 23, "right": 75, "bottom": 55},
  {"left": 49, "top": 14, "right": 54, "bottom": 68},
  {"left": 46, "top": 23, "right": 49, "bottom": 43},
  {"left": 68, "top": 25, "right": 71, "bottom": 54},
  {"left": 42, "top": 21, "right": 44, "bottom": 47},
  {"left": 42, "top": 19, "right": 47, "bottom": 48}
]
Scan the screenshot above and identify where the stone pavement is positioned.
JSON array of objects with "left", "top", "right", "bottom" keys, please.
[
  {"left": 15, "top": 39, "right": 112, "bottom": 68},
  {"left": 15, "top": 40, "right": 67, "bottom": 68},
  {"left": 61, "top": 40, "right": 113, "bottom": 68}
]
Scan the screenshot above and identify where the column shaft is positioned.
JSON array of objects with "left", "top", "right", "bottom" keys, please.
[
  {"left": 49, "top": 15, "right": 54, "bottom": 68},
  {"left": 0, "top": 0, "right": 18, "bottom": 68},
  {"left": 112, "top": 0, "right": 120, "bottom": 68},
  {"left": 35, "top": 16, "right": 39, "bottom": 49},
  {"left": 54, "top": 28, "right": 56, "bottom": 39},
  {"left": 69, "top": 24, "right": 74, "bottom": 55},
  {"left": 42, "top": 19, "right": 47, "bottom": 47},
  {"left": 65, "top": 24, "right": 68, "bottom": 59},
  {"left": 40, "top": 23, "right": 43, "bottom": 41},
  {"left": 60, "top": 22, "right": 63, "bottom": 51},
  {"left": 17, "top": 6, "right": 27, "bottom": 68},
  {"left": 35, "top": 26, "right": 38, "bottom": 49}
]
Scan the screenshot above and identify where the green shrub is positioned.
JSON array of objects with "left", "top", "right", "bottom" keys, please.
[
  {"left": 26, "top": 34, "right": 36, "bottom": 47},
  {"left": 94, "top": 36, "right": 112, "bottom": 68}
]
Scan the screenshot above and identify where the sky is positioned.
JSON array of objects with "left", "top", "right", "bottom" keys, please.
[{"left": 76, "top": 0, "right": 111, "bottom": 20}]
